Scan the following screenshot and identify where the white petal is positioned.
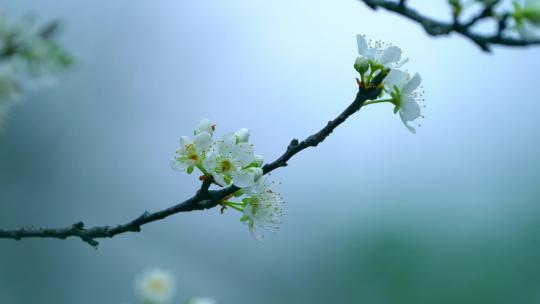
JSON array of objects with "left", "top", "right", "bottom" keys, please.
[
  {"left": 356, "top": 34, "right": 368, "bottom": 56},
  {"left": 179, "top": 136, "right": 192, "bottom": 147},
  {"left": 212, "top": 172, "right": 228, "bottom": 187},
  {"left": 399, "top": 112, "right": 417, "bottom": 134},
  {"left": 253, "top": 154, "right": 264, "bottom": 167},
  {"left": 234, "top": 128, "right": 250, "bottom": 143},
  {"left": 232, "top": 169, "right": 257, "bottom": 188},
  {"left": 218, "top": 133, "right": 236, "bottom": 155},
  {"left": 249, "top": 225, "right": 263, "bottom": 241},
  {"left": 196, "top": 118, "right": 214, "bottom": 134},
  {"left": 380, "top": 46, "right": 402, "bottom": 64},
  {"left": 194, "top": 131, "right": 212, "bottom": 151},
  {"left": 400, "top": 96, "right": 421, "bottom": 121},
  {"left": 232, "top": 143, "right": 254, "bottom": 167},
  {"left": 384, "top": 69, "right": 409, "bottom": 90},
  {"left": 402, "top": 73, "right": 421, "bottom": 95},
  {"left": 170, "top": 159, "right": 188, "bottom": 171}
]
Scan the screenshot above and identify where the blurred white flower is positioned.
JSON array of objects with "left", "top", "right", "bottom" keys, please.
[
  {"left": 513, "top": 0, "right": 540, "bottom": 39},
  {"left": 384, "top": 69, "right": 424, "bottom": 133},
  {"left": 185, "top": 297, "right": 218, "bottom": 304},
  {"left": 134, "top": 268, "right": 176, "bottom": 304},
  {"left": 241, "top": 177, "right": 284, "bottom": 241}
]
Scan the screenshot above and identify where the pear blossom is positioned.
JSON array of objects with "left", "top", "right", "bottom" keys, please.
[
  {"left": 384, "top": 69, "right": 424, "bottom": 133},
  {"left": 203, "top": 133, "right": 261, "bottom": 187},
  {"left": 171, "top": 119, "right": 214, "bottom": 173},
  {"left": 240, "top": 177, "right": 284, "bottom": 241},
  {"left": 513, "top": 0, "right": 540, "bottom": 39},
  {"left": 355, "top": 34, "right": 406, "bottom": 75},
  {"left": 134, "top": 268, "right": 176, "bottom": 304},
  {"left": 185, "top": 297, "right": 218, "bottom": 304}
]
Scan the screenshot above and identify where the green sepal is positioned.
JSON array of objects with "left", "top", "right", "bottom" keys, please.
[{"left": 187, "top": 165, "right": 194, "bottom": 174}]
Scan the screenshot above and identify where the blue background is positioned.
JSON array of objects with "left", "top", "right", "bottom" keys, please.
[{"left": 1, "top": 1, "right": 540, "bottom": 303}]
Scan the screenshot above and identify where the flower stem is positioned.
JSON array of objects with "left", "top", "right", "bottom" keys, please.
[
  {"left": 196, "top": 163, "right": 209, "bottom": 176},
  {"left": 363, "top": 99, "right": 393, "bottom": 106},
  {"left": 222, "top": 201, "right": 244, "bottom": 212}
]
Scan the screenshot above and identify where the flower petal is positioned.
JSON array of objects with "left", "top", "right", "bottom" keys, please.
[
  {"left": 402, "top": 73, "right": 421, "bottom": 95},
  {"left": 194, "top": 131, "right": 212, "bottom": 152},
  {"left": 232, "top": 143, "right": 254, "bottom": 167},
  {"left": 170, "top": 159, "right": 188, "bottom": 171},
  {"left": 380, "top": 46, "right": 402, "bottom": 64},
  {"left": 232, "top": 169, "right": 257, "bottom": 188},
  {"left": 196, "top": 118, "right": 214, "bottom": 135},
  {"left": 400, "top": 96, "right": 421, "bottom": 121},
  {"left": 384, "top": 69, "right": 409, "bottom": 90},
  {"left": 356, "top": 34, "right": 368, "bottom": 56},
  {"left": 179, "top": 136, "right": 192, "bottom": 147},
  {"left": 399, "top": 112, "right": 417, "bottom": 134}
]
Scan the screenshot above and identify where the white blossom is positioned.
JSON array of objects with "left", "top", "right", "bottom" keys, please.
[
  {"left": 170, "top": 131, "right": 212, "bottom": 172},
  {"left": 355, "top": 34, "right": 406, "bottom": 73},
  {"left": 384, "top": 69, "right": 424, "bottom": 133},
  {"left": 240, "top": 178, "right": 283, "bottom": 241},
  {"left": 134, "top": 268, "right": 176, "bottom": 304},
  {"left": 203, "top": 133, "right": 260, "bottom": 187}
]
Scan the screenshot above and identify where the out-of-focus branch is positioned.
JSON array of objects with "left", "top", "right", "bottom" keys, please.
[
  {"left": 359, "top": 0, "right": 540, "bottom": 52},
  {"left": 0, "top": 74, "right": 386, "bottom": 247}
]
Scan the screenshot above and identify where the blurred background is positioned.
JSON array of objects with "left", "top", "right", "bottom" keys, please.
[{"left": 1, "top": 0, "right": 540, "bottom": 303}]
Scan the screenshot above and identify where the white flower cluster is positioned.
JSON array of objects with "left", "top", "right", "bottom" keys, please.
[
  {"left": 171, "top": 119, "right": 283, "bottom": 240},
  {"left": 355, "top": 35, "right": 425, "bottom": 133},
  {"left": 0, "top": 12, "right": 73, "bottom": 101},
  {"left": 134, "top": 268, "right": 217, "bottom": 304},
  {"left": 513, "top": 0, "right": 540, "bottom": 39}
]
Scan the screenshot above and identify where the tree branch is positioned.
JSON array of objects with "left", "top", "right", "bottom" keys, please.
[
  {"left": 359, "top": 0, "right": 540, "bottom": 52},
  {"left": 0, "top": 77, "right": 385, "bottom": 247}
]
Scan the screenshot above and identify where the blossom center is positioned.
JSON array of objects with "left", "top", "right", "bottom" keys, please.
[
  {"left": 220, "top": 159, "right": 232, "bottom": 172},
  {"left": 148, "top": 279, "right": 166, "bottom": 292}
]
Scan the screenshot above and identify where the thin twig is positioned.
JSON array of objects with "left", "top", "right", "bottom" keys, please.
[
  {"left": 359, "top": 0, "right": 540, "bottom": 52},
  {"left": 0, "top": 75, "right": 386, "bottom": 247}
]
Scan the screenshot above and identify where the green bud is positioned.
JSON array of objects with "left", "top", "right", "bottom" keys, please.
[{"left": 354, "top": 57, "right": 369, "bottom": 74}]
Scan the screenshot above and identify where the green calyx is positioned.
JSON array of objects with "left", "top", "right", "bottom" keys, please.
[{"left": 389, "top": 85, "right": 403, "bottom": 113}]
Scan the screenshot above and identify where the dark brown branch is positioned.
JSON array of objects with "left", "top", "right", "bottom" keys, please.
[
  {"left": 359, "top": 0, "right": 540, "bottom": 52},
  {"left": 0, "top": 75, "right": 385, "bottom": 247}
]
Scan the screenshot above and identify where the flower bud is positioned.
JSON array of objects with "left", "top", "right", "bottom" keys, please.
[
  {"left": 253, "top": 154, "right": 264, "bottom": 167},
  {"left": 354, "top": 57, "right": 369, "bottom": 74},
  {"left": 196, "top": 118, "right": 214, "bottom": 135},
  {"left": 253, "top": 167, "right": 263, "bottom": 182},
  {"left": 234, "top": 128, "right": 250, "bottom": 143}
]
